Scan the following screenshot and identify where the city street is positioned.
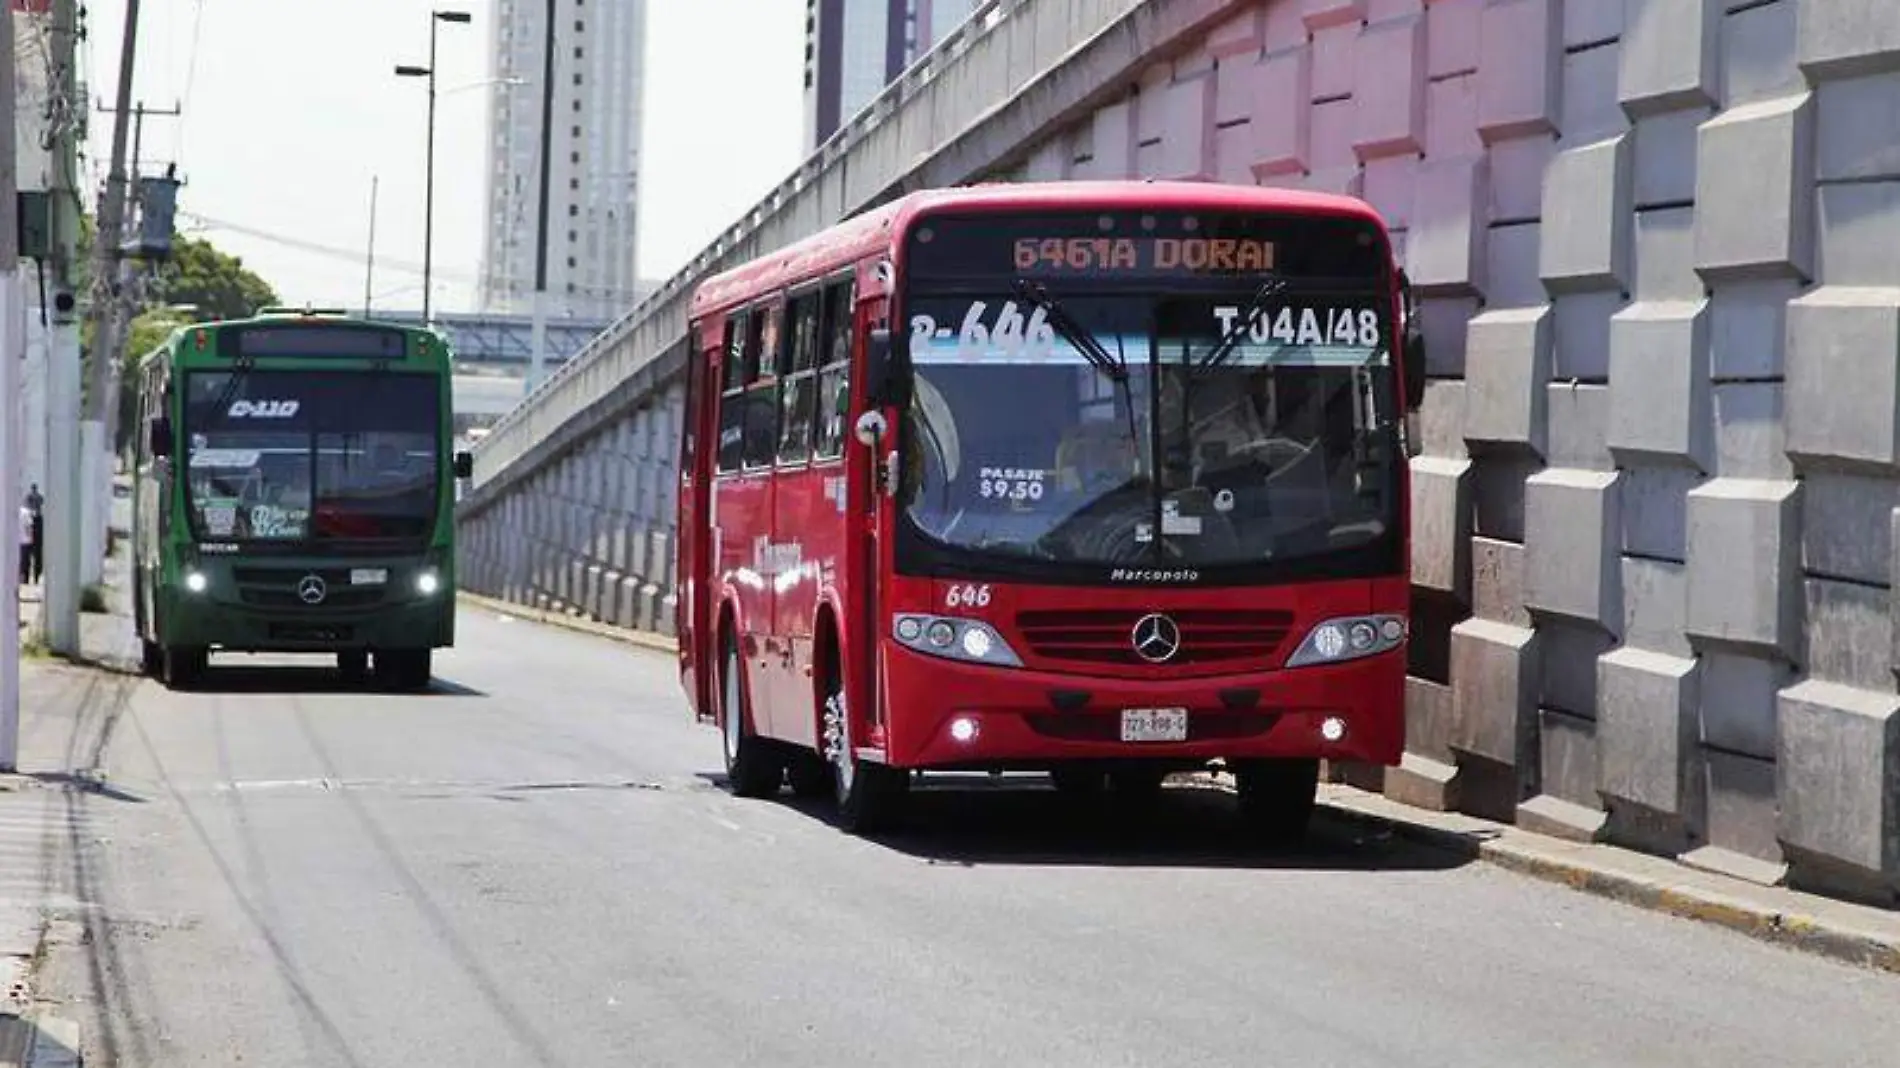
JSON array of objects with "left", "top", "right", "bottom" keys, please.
[{"left": 18, "top": 606, "right": 1899, "bottom": 1068}]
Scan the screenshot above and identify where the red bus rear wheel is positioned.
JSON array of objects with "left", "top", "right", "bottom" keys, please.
[{"left": 721, "top": 640, "right": 783, "bottom": 799}]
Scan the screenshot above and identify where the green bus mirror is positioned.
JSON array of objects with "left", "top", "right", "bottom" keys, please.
[
  {"left": 453, "top": 451, "right": 474, "bottom": 479},
  {"left": 148, "top": 417, "right": 173, "bottom": 458}
]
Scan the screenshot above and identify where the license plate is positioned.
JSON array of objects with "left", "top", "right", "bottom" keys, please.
[
  {"left": 1120, "top": 707, "right": 1188, "bottom": 743},
  {"left": 350, "top": 568, "right": 388, "bottom": 586}
]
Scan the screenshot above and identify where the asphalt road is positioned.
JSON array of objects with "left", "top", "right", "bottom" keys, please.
[{"left": 28, "top": 605, "right": 1900, "bottom": 1068}]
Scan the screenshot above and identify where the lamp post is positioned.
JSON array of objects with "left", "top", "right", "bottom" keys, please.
[{"left": 395, "top": 8, "right": 471, "bottom": 324}]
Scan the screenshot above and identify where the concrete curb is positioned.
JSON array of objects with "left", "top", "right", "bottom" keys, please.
[
  {"left": 1295, "top": 780, "right": 1900, "bottom": 976},
  {"left": 454, "top": 590, "right": 678, "bottom": 654},
  {"left": 0, "top": 1012, "right": 81, "bottom": 1067}
]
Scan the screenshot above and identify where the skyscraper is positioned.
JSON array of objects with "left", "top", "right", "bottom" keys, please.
[
  {"left": 802, "top": 0, "right": 982, "bottom": 153},
  {"left": 480, "top": 0, "right": 647, "bottom": 321}
]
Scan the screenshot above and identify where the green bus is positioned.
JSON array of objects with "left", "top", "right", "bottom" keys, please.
[{"left": 129, "top": 309, "right": 473, "bottom": 691}]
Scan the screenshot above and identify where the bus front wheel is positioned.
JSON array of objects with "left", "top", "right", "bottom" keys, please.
[
  {"left": 161, "top": 646, "right": 207, "bottom": 691},
  {"left": 1232, "top": 757, "right": 1320, "bottom": 845},
  {"left": 821, "top": 676, "right": 905, "bottom": 834},
  {"left": 140, "top": 640, "right": 163, "bottom": 679},
  {"left": 375, "top": 649, "right": 432, "bottom": 693}
]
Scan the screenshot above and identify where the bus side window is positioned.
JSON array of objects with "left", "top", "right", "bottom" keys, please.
[
  {"left": 741, "top": 302, "right": 782, "bottom": 471},
  {"left": 776, "top": 291, "right": 822, "bottom": 465},
  {"left": 811, "top": 279, "right": 854, "bottom": 460},
  {"left": 716, "top": 313, "right": 748, "bottom": 474}
]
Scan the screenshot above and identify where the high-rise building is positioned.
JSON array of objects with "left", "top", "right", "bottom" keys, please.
[
  {"left": 480, "top": 0, "right": 648, "bottom": 321},
  {"left": 802, "top": 0, "right": 982, "bottom": 153}
]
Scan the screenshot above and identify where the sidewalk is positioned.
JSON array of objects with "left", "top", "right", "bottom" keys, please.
[{"left": 3, "top": 524, "right": 137, "bottom": 1065}]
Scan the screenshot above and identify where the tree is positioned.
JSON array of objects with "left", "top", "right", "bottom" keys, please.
[{"left": 113, "top": 233, "right": 282, "bottom": 451}]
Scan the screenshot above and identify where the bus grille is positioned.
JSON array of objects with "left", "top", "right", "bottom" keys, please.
[
  {"left": 232, "top": 568, "right": 388, "bottom": 610},
  {"left": 1015, "top": 608, "right": 1296, "bottom": 667}
]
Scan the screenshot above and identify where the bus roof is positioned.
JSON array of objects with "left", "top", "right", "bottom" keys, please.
[
  {"left": 137, "top": 310, "right": 451, "bottom": 371},
  {"left": 689, "top": 180, "right": 1387, "bottom": 317}
]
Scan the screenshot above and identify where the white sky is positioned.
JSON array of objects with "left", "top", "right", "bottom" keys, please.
[{"left": 77, "top": 0, "right": 807, "bottom": 315}]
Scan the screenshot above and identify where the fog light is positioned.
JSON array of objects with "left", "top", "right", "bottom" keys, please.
[
  {"left": 184, "top": 570, "right": 207, "bottom": 594},
  {"left": 416, "top": 570, "right": 441, "bottom": 595},
  {"left": 1320, "top": 716, "right": 1347, "bottom": 742},
  {"left": 949, "top": 716, "right": 978, "bottom": 743}
]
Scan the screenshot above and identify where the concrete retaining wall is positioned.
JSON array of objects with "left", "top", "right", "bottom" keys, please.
[{"left": 457, "top": 0, "right": 1900, "bottom": 908}]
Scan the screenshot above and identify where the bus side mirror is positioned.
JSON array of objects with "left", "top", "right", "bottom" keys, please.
[
  {"left": 862, "top": 326, "right": 908, "bottom": 409},
  {"left": 1403, "top": 322, "right": 1427, "bottom": 412},
  {"left": 1398, "top": 269, "right": 1427, "bottom": 412},
  {"left": 148, "top": 417, "right": 173, "bottom": 458},
  {"left": 453, "top": 451, "right": 474, "bottom": 479}
]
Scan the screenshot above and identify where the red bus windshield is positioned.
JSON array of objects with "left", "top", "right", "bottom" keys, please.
[{"left": 896, "top": 209, "right": 1402, "bottom": 586}]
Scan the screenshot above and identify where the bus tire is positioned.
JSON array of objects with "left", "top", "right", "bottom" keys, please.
[
  {"left": 140, "top": 640, "right": 164, "bottom": 679},
  {"left": 822, "top": 677, "right": 905, "bottom": 834},
  {"left": 720, "top": 640, "right": 782, "bottom": 799},
  {"left": 1233, "top": 758, "right": 1320, "bottom": 845},
  {"left": 337, "top": 650, "right": 369, "bottom": 682},
  {"left": 786, "top": 751, "right": 831, "bottom": 799},
  {"left": 162, "top": 646, "right": 207, "bottom": 691},
  {"left": 376, "top": 650, "right": 432, "bottom": 693}
]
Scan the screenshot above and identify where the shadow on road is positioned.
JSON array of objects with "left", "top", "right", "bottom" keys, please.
[
  {"left": 715, "top": 773, "right": 1475, "bottom": 873},
  {"left": 169, "top": 663, "right": 490, "bottom": 698}
]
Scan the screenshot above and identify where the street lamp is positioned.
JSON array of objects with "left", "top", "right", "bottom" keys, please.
[{"left": 395, "top": 8, "right": 472, "bottom": 323}]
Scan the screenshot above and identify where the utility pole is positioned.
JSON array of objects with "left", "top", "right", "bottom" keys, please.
[
  {"left": 3, "top": 0, "right": 23, "bottom": 771},
  {"left": 364, "top": 175, "right": 378, "bottom": 317},
  {"left": 39, "top": 0, "right": 87, "bottom": 657},
  {"left": 527, "top": 0, "right": 557, "bottom": 397},
  {"left": 71, "top": 0, "right": 142, "bottom": 618}
]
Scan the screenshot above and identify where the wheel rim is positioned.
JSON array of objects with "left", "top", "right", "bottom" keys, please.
[
  {"left": 824, "top": 690, "right": 855, "bottom": 796},
  {"left": 722, "top": 649, "right": 742, "bottom": 768}
]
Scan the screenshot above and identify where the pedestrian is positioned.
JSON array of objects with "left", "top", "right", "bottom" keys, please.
[
  {"left": 26, "top": 501, "right": 42, "bottom": 586},
  {"left": 16, "top": 503, "right": 30, "bottom": 588}
]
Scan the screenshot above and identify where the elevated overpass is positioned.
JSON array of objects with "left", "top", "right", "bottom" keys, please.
[
  {"left": 376, "top": 310, "right": 615, "bottom": 367},
  {"left": 453, "top": 0, "right": 1900, "bottom": 908}
]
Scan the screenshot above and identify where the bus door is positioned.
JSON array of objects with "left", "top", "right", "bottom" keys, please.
[
  {"left": 854, "top": 290, "right": 892, "bottom": 751},
  {"left": 767, "top": 283, "right": 836, "bottom": 748},
  {"left": 678, "top": 324, "right": 716, "bottom": 720},
  {"left": 716, "top": 303, "right": 782, "bottom": 739}
]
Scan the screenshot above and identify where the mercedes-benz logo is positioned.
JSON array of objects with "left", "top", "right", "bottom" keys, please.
[
  {"left": 1131, "top": 613, "right": 1181, "bottom": 663},
  {"left": 296, "top": 574, "right": 327, "bottom": 605}
]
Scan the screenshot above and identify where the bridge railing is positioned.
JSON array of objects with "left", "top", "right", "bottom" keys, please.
[{"left": 468, "top": 0, "right": 1066, "bottom": 486}]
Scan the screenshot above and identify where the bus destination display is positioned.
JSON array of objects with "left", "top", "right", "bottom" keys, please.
[{"left": 227, "top": 326, "right": 409, "bottom": 360}]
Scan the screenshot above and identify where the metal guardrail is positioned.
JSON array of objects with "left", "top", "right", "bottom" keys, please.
[{"left": 467, "top": 0, "right": 1095, "bottom": 485}]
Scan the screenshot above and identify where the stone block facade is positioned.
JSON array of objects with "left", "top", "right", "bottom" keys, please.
[{"left": 459, "top": 0, "right": 1900, "bottom": 908}]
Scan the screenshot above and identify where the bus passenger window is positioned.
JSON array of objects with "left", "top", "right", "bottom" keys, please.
[{"left": 813, "top": 363, "right": 849, "bottom": 460}]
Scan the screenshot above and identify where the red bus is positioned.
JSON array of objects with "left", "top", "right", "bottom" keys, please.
[{"left": 676, "top": 181, "right": 1425, "bottom": 837}]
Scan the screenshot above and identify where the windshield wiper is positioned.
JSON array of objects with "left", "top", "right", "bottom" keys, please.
[
  {"left": 1012, "top": 279, "right": 1127, "bottom": 383},
  {"left": 1194, "top": 277, "right": 1289, "bottom": 376},
  {"left": 203, "top": 352, "right": 257, "bottom": 429}
]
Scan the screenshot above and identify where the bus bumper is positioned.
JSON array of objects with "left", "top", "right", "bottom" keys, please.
[
  {"left": 881, "top": 643, "right": 1406, "bottom": 770},
  {"left": 156, "top": 587, "right": 454, "bottom": 654}
]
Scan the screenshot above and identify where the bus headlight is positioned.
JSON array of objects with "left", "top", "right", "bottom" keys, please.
[
  {"left": 1285, "top": 614, "right": 1406, "bottom": 667},
  {"left": 892, "top": 613, "right": 1022, "bottom": 668},
  {"left": 415, "top": 569, "right": 441, "bottom": 596},
  {"left": 183, "top": 570, "right": 208, "bottom": 594}
]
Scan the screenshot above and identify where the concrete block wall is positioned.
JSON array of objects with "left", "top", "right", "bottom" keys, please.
[
  {"left": 458, "top": 382, "right": 684, "bottom": 637},
  {"left": 983, "top": 0, "right": 1900, "bottom": 905},
  {"left": 456, "top": 0, "right": 1900, "bottom": 909}
]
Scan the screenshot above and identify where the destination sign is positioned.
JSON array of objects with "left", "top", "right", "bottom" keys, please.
[
  {"left": 906, "top": 209, "right": 1387, "bottom": 283},
  {"left": 223, "top": 326, "right": 409, "bottom": 360},
  {"left": 1013, "top": 236, "right": 1276, "bottom": 274}
]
